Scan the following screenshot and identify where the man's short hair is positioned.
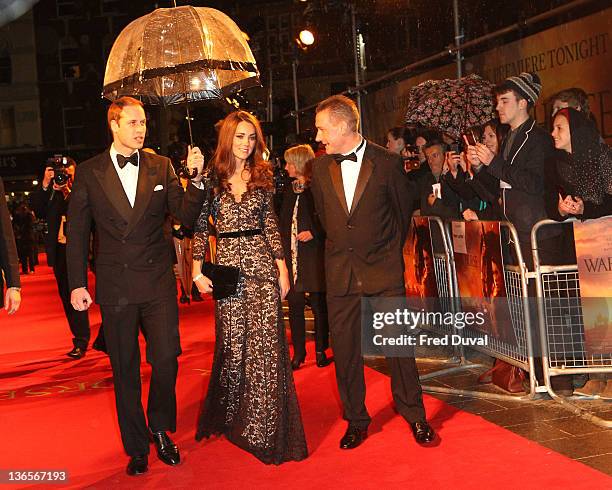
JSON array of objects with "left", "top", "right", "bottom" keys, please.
[
  {"left": 388, "top": 126, "right": 415, "bottom": 145},
  {"left": 316, "top": 95, "right": 360, "bottom": 132},
  {"left": 423, "top": 139, "right": 446, "bottom": 153},
  {"left": 494, "top": 85, "right": 529, "bottom": 108},
  {"left": 549, "top": 88, "right": 590, "bottom": 113},
  {"left": 107, "top": 96, "right": 144, "bottom": 130}
]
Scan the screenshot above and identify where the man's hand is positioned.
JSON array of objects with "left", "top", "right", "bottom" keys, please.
[
  {"left": 4, "top": 288, "right": 21, "bottom": 315},
  {"left": 296, "top": 230, "right": 314, "bottom": 242},
  {"left": 53, "top": 182, "right": 69, "bottom": 192},
  {"left": 427, "top": 193, "right": 437, "bottom": 206},
  {"left": 445, "top": 151, "right": 461, "bottom": 176},
  {"left": 42, "top": 167, "right": 54, "bottom": 189},
  {"left": 458, "top": 152, "right": 468, "bottom": 173},
  {"left": 400, "top": 147, "right": 417, "bottom": 160},
  {"left": 473, "top": 143, "right": 495, "bottom": 166},
  {"left": 186, "top": 145, "right": 205, "bottom": 182},
  {"left": 558, "top": 195, "right": 584, "bottom": 216},
  {"left": 71, "top": 287, "right": 92, "bottom": 311},
  {"left": 572, "top": 197, "right": 585, "bottom": 215},
  {"left": 463, "top": 209, "right": 479, "bottom": 221}
]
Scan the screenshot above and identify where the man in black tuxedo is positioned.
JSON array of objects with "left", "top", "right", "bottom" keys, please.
[
  {"left": 310, "top": 95, "right": 436, "bottom": 449},
  {"left": 0, "top": 177, "right": 21, "bottom": 315},
  {"left": 67, "top": 97, "right": 205, "bottom": 475},
  {"left": 31, "top": 158, "right": 90, "bottom": 358}
]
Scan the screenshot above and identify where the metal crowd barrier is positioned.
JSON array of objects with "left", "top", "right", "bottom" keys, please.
[
  {"left": 417, "top": 217, "right": 540, "bottom": 401},
  {"left": 532, "top": 219, "right": 612, "bottom": 428},
  {"left": 413, "top": 216, "right": 466, "bottom": 371}
]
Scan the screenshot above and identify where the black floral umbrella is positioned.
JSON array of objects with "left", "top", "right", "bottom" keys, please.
[{"left": 404, "top": 74, "right": 495, "bottom": 138}]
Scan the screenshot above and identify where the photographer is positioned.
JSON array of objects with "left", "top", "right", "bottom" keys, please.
[{"left": 31, "top": 157, "right": 90, "bottom": 359}]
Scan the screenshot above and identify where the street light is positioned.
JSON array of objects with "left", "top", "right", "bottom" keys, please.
[{"left": 292, "top": 28, "right": 315, "bottom": 134}]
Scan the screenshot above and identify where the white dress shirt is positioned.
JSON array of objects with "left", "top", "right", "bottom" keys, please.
[
  {"left": 340, "top": 138, "right": 367, "bottom": 211},
  {"left": 110, "top": 144, "right": 139, "bottom": 207}
]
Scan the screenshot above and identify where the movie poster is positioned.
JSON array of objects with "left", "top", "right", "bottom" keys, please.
[
  {"left": 404, "top": 217, "right": 439, "bottom": 303},
  {"left": 574, "top": 217, "right": 612, "bottom": 357},
  {"left": 452, "top": 221, "right": 517, "bottom": 346}
]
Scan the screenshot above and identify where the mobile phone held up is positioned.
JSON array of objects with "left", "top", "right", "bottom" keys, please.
[{"left": 463, "top": 130, "right": 477, "bottom": 146}]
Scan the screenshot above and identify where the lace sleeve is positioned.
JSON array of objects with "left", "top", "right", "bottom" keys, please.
[
  {"left": 192, "top": 197, "right": 212, "bottom": 261},
  {"left": 261, "top": 190, "right": 284, "bottom": 260}
]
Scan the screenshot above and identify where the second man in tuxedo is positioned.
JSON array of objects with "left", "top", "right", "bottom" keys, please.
[
  {"left": 67, "top": 97, "right": 206, "bottom": 475},
  {"left": 310, "top": 95, "right": 436, "bottom": 450}
]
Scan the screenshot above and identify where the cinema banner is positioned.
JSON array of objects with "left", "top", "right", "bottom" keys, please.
[
  {"left": 573, "top": 217, "right": 612, "bottom": 357},
  {"left": 452, "top": 221, "right": 517, "bottom": 346},
  {"left": 404, "top": 216, "right": 439, "bottom": 302},
  {"left": 362, "top": 8, "right": 612, "bottom": 145}
]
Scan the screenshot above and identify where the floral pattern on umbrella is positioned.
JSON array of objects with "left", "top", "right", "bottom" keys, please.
[{"left": 405, "top": 74, "right": 495, "bottom": 138}]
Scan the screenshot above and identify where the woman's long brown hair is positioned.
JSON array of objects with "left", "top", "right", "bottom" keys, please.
[{"left": 211, "top": 111, "right": 273, "bottom": 194}]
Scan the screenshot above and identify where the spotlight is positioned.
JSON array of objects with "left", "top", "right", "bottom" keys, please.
[{"left": 298, "top": 29, "right": 315, "bottom": 48}]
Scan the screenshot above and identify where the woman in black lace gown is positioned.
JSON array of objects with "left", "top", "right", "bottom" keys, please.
[{"left": 192, "top": 111, "right": 308, "bottom": 465}]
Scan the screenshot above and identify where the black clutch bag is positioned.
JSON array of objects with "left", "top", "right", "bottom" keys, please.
[{"left": 202, "top": 262, "right": 240, "bottom": 300}]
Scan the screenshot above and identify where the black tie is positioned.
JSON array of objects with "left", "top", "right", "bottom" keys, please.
[
  {"left": 331, "top": 152, "right": 358, "bottom": 164},
  {"left": 331, "top": 139, "right": 365, "bottom": 164},
  {"left": 117, "top": 153, "right": 139, "bottom": 169}
]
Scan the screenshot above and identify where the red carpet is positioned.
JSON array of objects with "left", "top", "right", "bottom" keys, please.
[{"left": 1, "top": 257, "right": 610, "bottom": 488}]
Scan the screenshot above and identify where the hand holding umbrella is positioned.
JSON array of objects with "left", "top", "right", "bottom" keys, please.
[{"left": 186, "top": 145, "right": 205, "bottom": 181}]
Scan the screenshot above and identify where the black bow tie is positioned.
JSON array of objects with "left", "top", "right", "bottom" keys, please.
[
  {"left": 117, "top": 153, "right": 139, "bottom": 169},
  {"left": 330, "top": 140, "right": 365, "bottom": 164},
  {"left": 331, "top": 152, "right": 358, "bottom": 164}
]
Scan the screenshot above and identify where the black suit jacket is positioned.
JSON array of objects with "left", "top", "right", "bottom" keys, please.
[
  {"left": 279, "top": 186, "right": 326, "bottom": 292},
  {"left": 30, "top": 185, "right": 69, "bottom": 267},
  {"left": 66, "top": 149, "right": 206, "bottom": 305},
  {"left": 0, "top": 177, "right": 20, "bottom": 289},
  {"left": 311, "top": 141, "right": 414, "bottom": 296},
  {"left": 481, "top": 118, "right": 556, "bottom": 241},
  {"left": 417, "top": 170, "right": 461, "bottom": 220}
]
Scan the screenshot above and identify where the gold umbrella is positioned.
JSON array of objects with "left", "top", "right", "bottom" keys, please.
[
  {"left": 103, "top": 5, "right": 259, "bottom": 105},
  {"left": 103, "top": 5, "right": 259, "bottom": 147}
]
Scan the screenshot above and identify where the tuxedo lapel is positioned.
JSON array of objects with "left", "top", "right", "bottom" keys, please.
[
  {"left": 349, "top": 151, "right": 374, "bottom": 215},
  {"left": 92, "top": 152, "right": 132, "bottom": 224},
  {"left": 125, "top": 151, "right": 157, "bottom": 236},
  {"left": 327, "top": 158, "right": 349, "bottom": 216}
]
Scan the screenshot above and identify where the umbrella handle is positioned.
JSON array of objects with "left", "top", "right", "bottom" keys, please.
[
  {"left": 179, "top": 103, "right": 198, "bottom": 179},
  {"left": 185, "top": 103, "right": 194, "bottom": 146}
]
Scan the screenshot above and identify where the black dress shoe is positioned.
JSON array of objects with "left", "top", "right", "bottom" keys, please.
[
  {"left": 339, "top": 425, "right": 367, "bottom": 449},
  {"left": 150, "top": 431, "right": 180, "bottom": 466},
  {"left": 410, "top": 420, "right": 436, "bottom": 445},
  {"left": 126, "top": 455, "right": 148, "bottom": 476},
  {"left": 291, "top": 355, "right": 306, "bottom": 371},
  {"left": 66, "top": 347, "right": 86, "bottom": 359},
  {"left": 316, "top": 351, "right": 333, "bottom": 368}
]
